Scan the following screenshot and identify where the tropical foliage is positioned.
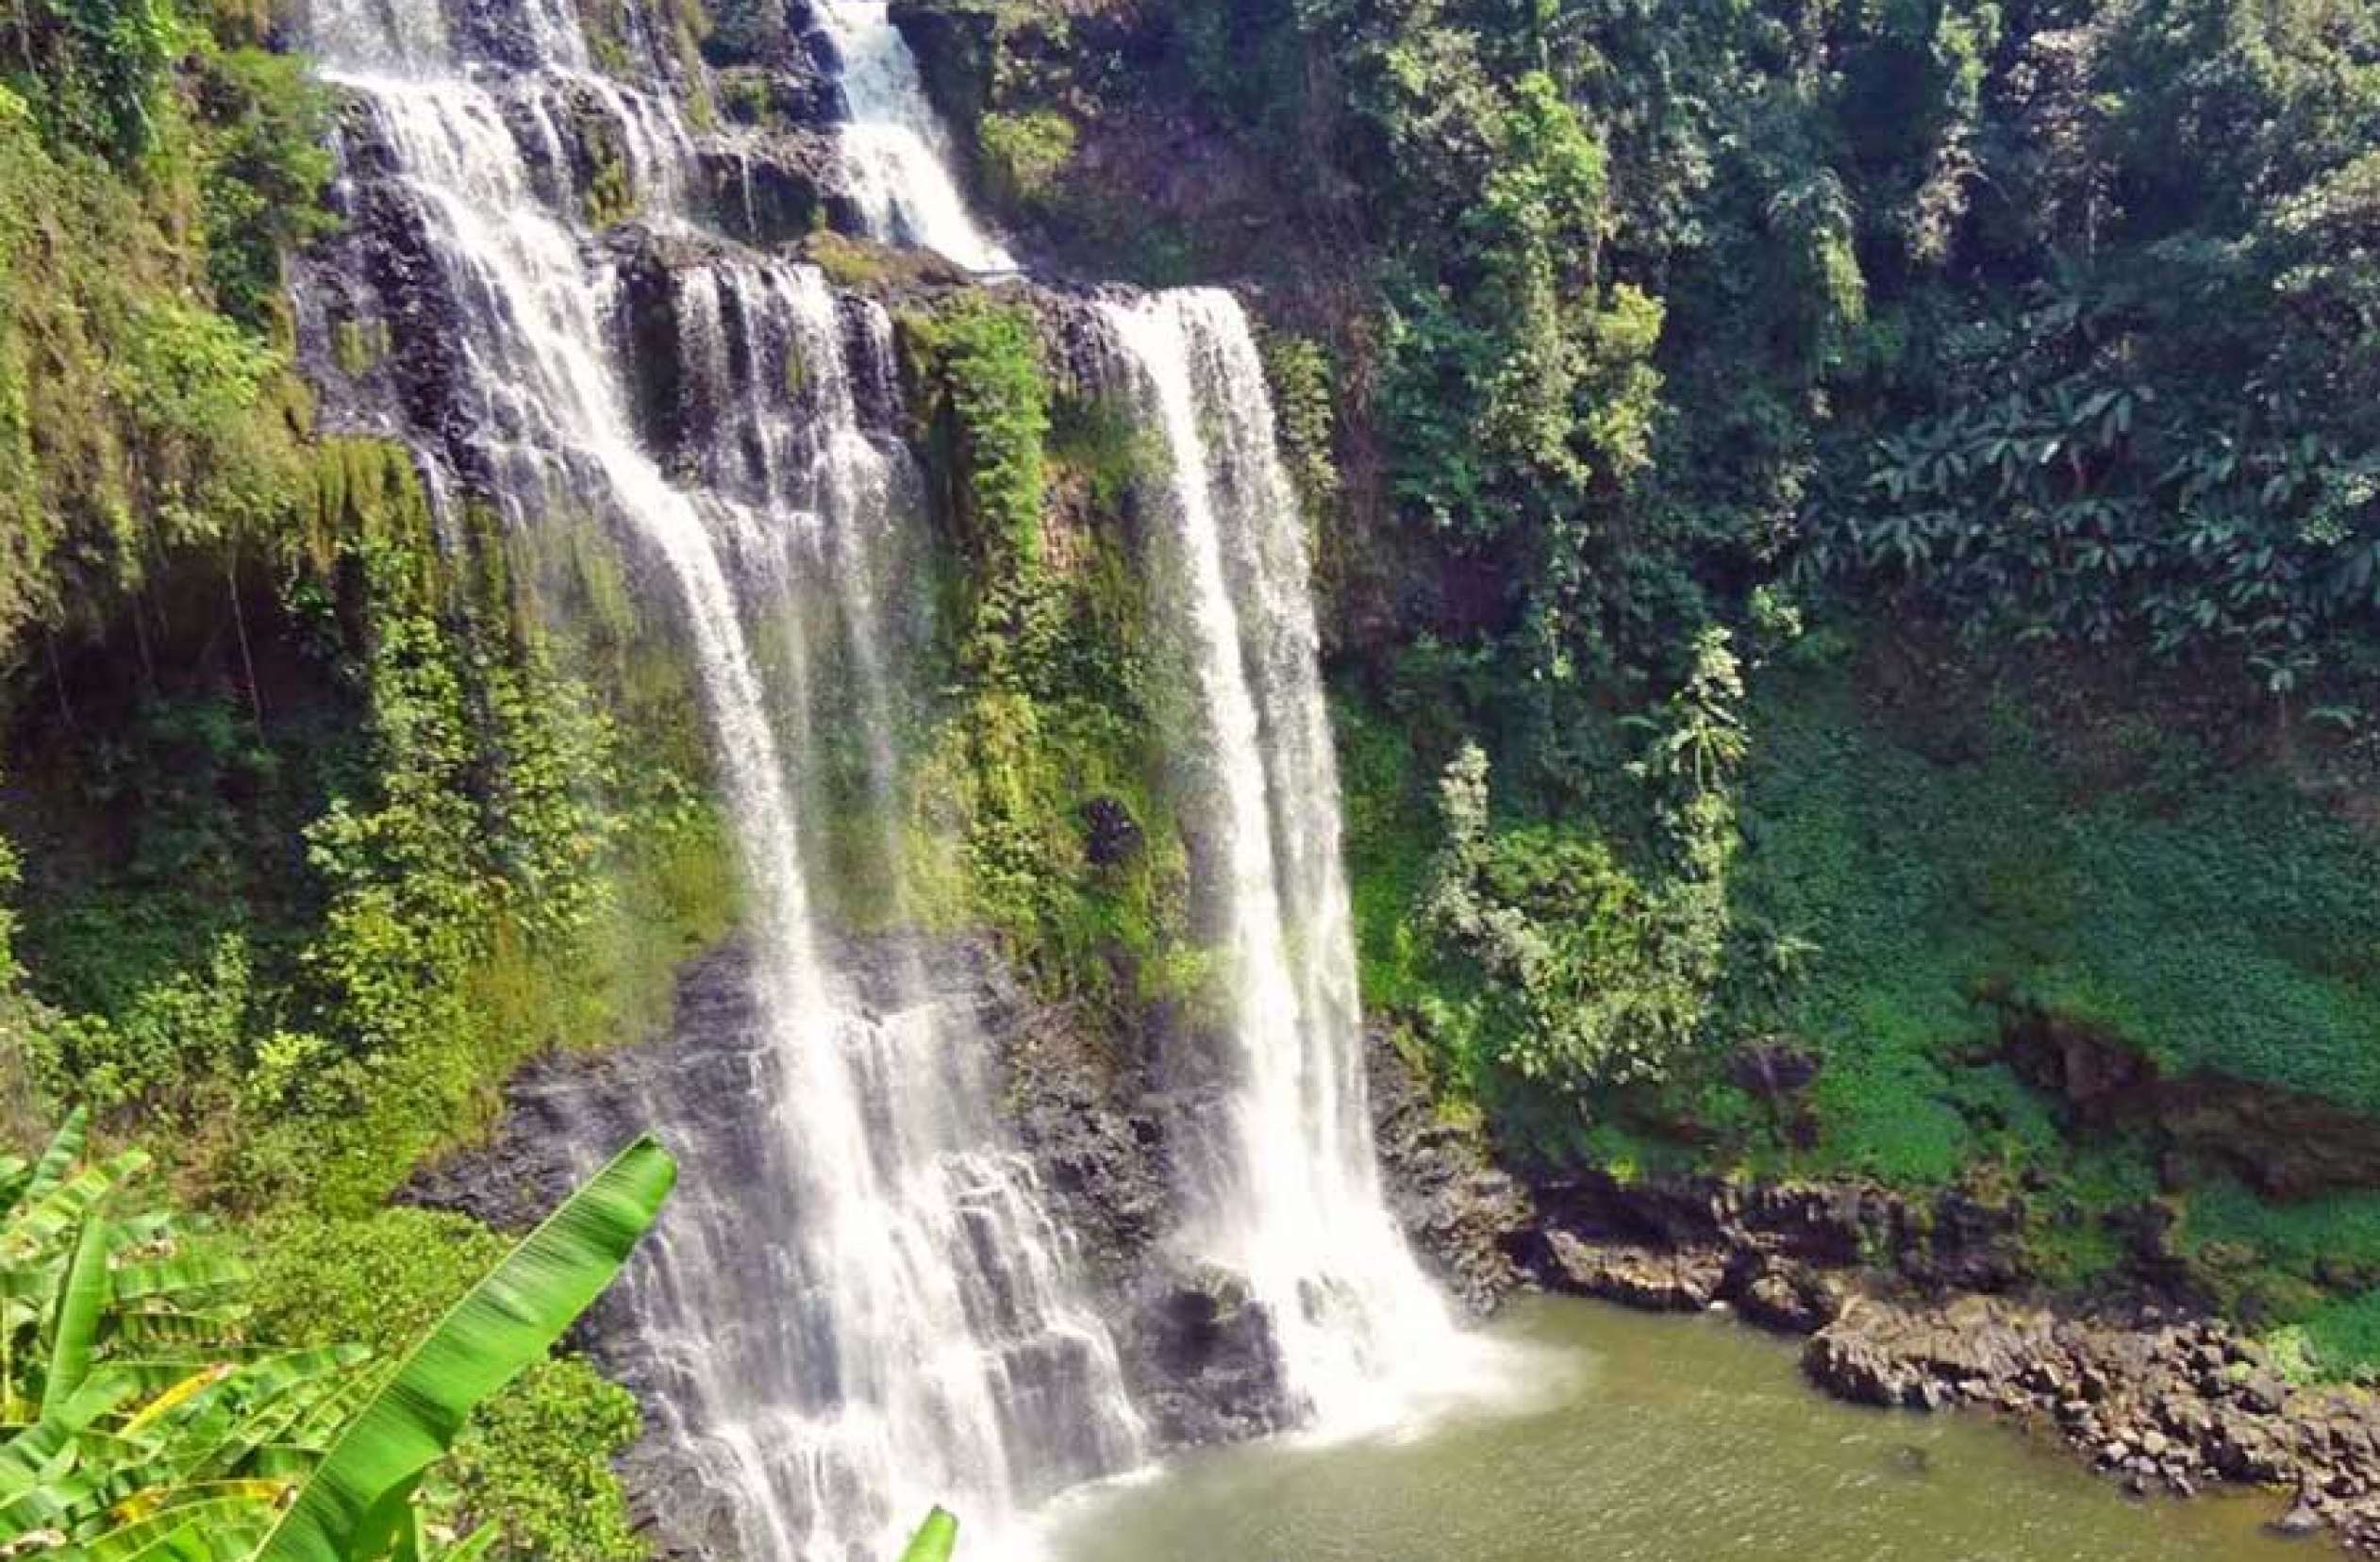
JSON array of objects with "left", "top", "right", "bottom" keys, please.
[{"left": 0, "top": 1113, "right": 674, "bottom": 1561}]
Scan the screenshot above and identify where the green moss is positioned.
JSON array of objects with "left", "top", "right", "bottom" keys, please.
[
  {"left": 2299, "top": 1292, "right": 2380, "bottom": 1383},
  {"left": 1336, "top": 694, "right": 1441, "bottom": 1016},
  {"left": 1257, "top": 329, "right": 1340, "bottom": 523},
  {"left": 331, "top": 315, "right": 390, "bottom": 375},
  {"left": 979, "top": 108, "right": 1075, "bottom": 208},
  {"left": 8, "top": 439, "right": 735, "bottom": 1217},
  {"left": 880, "top": 293, "right": 1208, "bottom": 1018}
]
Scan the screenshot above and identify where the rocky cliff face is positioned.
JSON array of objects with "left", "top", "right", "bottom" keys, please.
[{"left": 413, "top": 925, "right": 1555, "bottom": 1532}]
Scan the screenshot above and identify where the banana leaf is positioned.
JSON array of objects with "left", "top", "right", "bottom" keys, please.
[
  {"left": 436, "top": 1526, "right": 499, "bottom": 1562},
  {"left": 149, "top": 1348, "right": 371, "bottom": 1481},
  {"left": 15, "top": 1109, "right": 89, "bottom": 1214},
  {"left": 113, "top": 1252, "right": 252, "bottom": 1308},
  {"left": 89, "top": 1496, "right": 274, "bottom": 1562},
  {"left": 0, "top": 1158, "right": 33, "bottom": 1219},
  {"left": 111, "top": 1308, "right": 246, "bottom": 1352},
  {"left": 42, "top": 1214, "right": 113, "bottom": 1418},
  {"left": 899, "top": 1507, "right": 957, "bottom": 1562},
  {"left": 6, "top": 1153, "right": 149, "bottom": 1260},
  {"left": 108, "top": 1520, "right": 246, "bottom": 1562},
  {"left": 250, "top": 1136, "right": 674, "bottom": 1562},
  {"left": 122, "top": 1366, "right": 241, "bottom": 1440}
]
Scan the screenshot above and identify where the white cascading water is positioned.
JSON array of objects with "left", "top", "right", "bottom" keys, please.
[
  {"left": 307, "top": 0, "right": 1140, "bottom": 1554},
  {"left": 811, "top": 1, "right": 1016, "bottom": 272},
  {"left": 1100, "top": 291, "right": 1484, "bottom": 1431},
  {"left": 802, "top": 10, "right": 1489, "bottom": 1431}
]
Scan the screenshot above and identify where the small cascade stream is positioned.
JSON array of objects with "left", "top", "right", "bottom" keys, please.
[{"left": 812, "top": 1, "right": 1015, "bottom": 272}]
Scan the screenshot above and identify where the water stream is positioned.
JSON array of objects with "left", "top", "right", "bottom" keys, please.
[{"left": 811, "top": 0, "right": 1015, "bottom": 272}]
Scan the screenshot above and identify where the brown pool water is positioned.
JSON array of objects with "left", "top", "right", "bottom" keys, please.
[{"left": 1039, "top": 1295, "right": 2326, "bottom": 1562}]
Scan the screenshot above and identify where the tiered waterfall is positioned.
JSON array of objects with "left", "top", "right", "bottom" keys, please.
[
  {"left": 305, "top": 0, "right": 1480, "bottom": 1549},
  {"left": 306, "top": 1, "right": 1137, "bottom": 1557}
]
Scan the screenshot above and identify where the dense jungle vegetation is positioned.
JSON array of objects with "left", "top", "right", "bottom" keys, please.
[
  {"left": 0, "top": 0, "right": 2376, "bottom": 1548},
  {"left": 891, "top": 0, "right": 2380, "bottom": 1379},
  {"left": 0, "top": 0, "right": 732, "bottom": 1542}
]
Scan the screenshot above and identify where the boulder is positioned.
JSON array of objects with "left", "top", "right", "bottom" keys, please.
[
  {"left": 1115, "top": 1265, "right": 1300, "bottom": 1446},
  {"left": 1544, "top": 1230, "right": 1727, "bottom": 1313}
]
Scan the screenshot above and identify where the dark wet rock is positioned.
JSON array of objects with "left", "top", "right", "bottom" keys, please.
[
  {"left": 1115, "top": 1264, "right": 1300, "bottom": 1446},
  {"left": 1080, "top": 795, "right": 1143, "bottom": 868},
  {"left": 1365, "top": 1031, "right": 1535, "bottom": 1315},
  {"left": 1778, "top": 1282, "right": 2380, "bottom": 1544},
  {"left": 1737, "top": 1181, "right": 1891, "bottom": 1268},
  {"left": 1736, "top": 1257, "right": 1847, "bottom": 1334},
  {"left": 1803, "top": 1293, "right": 2059, "bottom": 1409},
  {"left": 297, "top": 99, "right": 490, "bottom": 486},
  {"left": 693, "top": 130, "right": 848, "bottom": 248},
  {"left": 1728, "top": 1038, "right": 1822, "bottom": 1096},
  {"left": 712, "top": 60, "right": 837, "bottom": 127},
  {"left": 991, "top": 968, "right": 1173, "bottom": 1277},
  {"left": 2001, "top": 1001, "right": 2380, "bottom": 1198},
  {"left": 605, "top": 224, "right": 704, "bottom": 464},
  {"left": 447, "top": 0, "right": 546, "bottom": 70},
  {"left": 616, "top": 1439, "right": 743, "bottom": 1562},
  {"left": 705, "top": 0, "right": 838, "bottom": 75},
  {"left": 1545, "top": 1231, "right": 1726, "bottom": 1312},
  {"left": 883, "top": 0, "right": 995, "bottom": 142},
  {"left": 1915, "top": 1188, "right": 2029, "bottom": 1292}
]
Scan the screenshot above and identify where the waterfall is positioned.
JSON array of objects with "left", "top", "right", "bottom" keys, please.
[
  {"left": 812, "top": 1, "right": 1016, "bottom": 273},
  {"left": 306, "top": 0, "right": 1139, "bottom": 1554},
  {"left": 780, "top": 9, "right": 1476, "bottom": 1433},
  {"left": 1099, "top": 291, "right": 1481, "bottom": 1432}
]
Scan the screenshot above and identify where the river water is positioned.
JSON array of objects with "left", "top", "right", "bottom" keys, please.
[{"left": 1039, "top": 1297, "right": 2323, "bottom": 1561}]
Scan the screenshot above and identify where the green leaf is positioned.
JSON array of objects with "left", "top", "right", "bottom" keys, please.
[
  {"left": 88, "top": 1496, "right": 275, "bottom": 1562},
  {"left": 899, "top": 1507, "right": 958, "bottom": 1562},
  {"left": 250, "top": 1137, "right": 674, "bottom": 1562},
  {"left": 113, "top": 1252, "right": 253, "bottom": 1309},
  {"left": 17, "top": 1109, "right": 90, "bottom": 1215},
  {"left": 42, "top": 1215, "right": 114, "bottom": 1419},
  {"left": 6, "top": 1153, "right": 150, "bottom": 1260}
]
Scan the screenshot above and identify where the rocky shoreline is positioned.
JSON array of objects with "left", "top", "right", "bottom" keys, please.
[{"left": 1360, "top": 1038, "right": 2380, "bottom": 1553}]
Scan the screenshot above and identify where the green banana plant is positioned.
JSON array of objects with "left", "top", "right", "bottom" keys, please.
[
  {"left": 252, "top": 1136, "right": 675, "bottom": 1562},
  {"left": 0, "top": 1116, "right": 674, "bottom": 1562}
]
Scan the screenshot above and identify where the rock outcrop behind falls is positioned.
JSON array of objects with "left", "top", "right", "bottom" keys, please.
[{"left": 1363, "top": 1029, "right": 1538, "bottom": 1315}]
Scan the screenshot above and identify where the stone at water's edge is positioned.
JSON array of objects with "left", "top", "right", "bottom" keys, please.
[
  {"left": 1509, "top": 1162, "right": 2380, "bottom": 1552},
  {"left": 1361, "top": 1028, "right": 1539, "bottom": 1316},
  {"left": 1543, "top": 1230, "right": 1729, "bottom": 1313},
  {"left": 1115, "top": 1265, "right": 1300, "bottom": 1446},
  {"left": 1802, "top": 1290, "right": 2380, "bottom": 1548}
]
